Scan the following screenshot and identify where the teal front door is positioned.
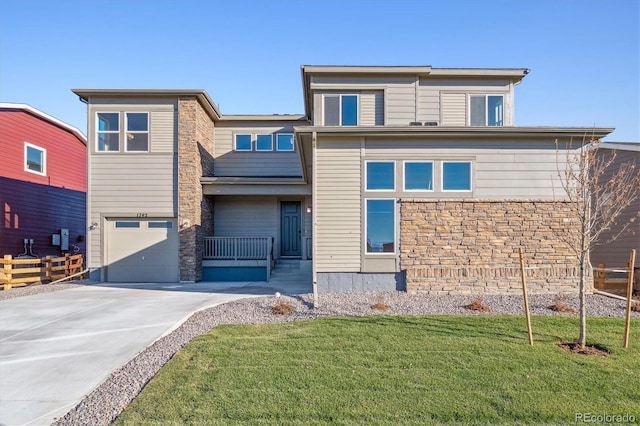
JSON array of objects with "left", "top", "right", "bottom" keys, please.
[{"left": 281, "top": 201, "right": 301, "bottom": 257}]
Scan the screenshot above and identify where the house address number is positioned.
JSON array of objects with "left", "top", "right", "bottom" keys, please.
[{"left": 136, "top": 213, "right": 148, "bottom": 218}]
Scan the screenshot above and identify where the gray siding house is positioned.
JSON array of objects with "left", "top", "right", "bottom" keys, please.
[{"left": 73, "top": 65, "right": 613, "bottom": 294}]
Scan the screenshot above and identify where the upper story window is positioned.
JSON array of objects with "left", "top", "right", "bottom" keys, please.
[
  {"left": 234, "top": 134, "right": 252, "bottom": 151},
  {"left": 366, "top": 161, "right": 395, "bottom": 191},
  {"left": 442, "top": 161, "right": 472, "bottom": 191},
  {"left": 24, "top": 142, "right": 46, "bottom": 175},
  {"left": 404, "top": 161, "right": 433, "bottom": 191},
  {"left": 470, "top": 95, "right": 503, "bottom": 126},
  {"left": 323, "top": 94, "right": 358, "bottom": 126},
  {"left": 125, "top": 113, "right": 149, "bottom": 152},
  {"left": 276, "top": 134, "right": 295, "bottom": 151},
  {"left": 235, "top": 133, "right": 295, "bottom": 152},
  {"left": 256, "top": 134, "right": 273, "bottom": 151},
  {"left": 97, "top": 112, "right": 120, "bottom": 152}
]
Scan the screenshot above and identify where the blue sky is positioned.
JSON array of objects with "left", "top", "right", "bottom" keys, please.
[{"left": 1, "top": 0, "right": 638, "bottom": 141}]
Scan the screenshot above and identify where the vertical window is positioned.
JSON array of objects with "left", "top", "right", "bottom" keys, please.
[
  {"left": 366, "top": 161, "right": 395, "bottom": 191},
  {"left": 276, "top": 134, "right": 295, "bottom": 151},
  {"left": 323, "top": 94, "right": 358, "bottom": 126},
  {"left": 442, "top": 162, "right": 472, "bottom": 191},
  {"left": 125, "top": 112, "right": 149, "bottom": 152},
  {"left": 234, "top": 134, "right": 252, "bottom": 151},
  {"left": 470, "top": 95, "right": 503, "bottom": 126},
  {"left": 97, "top": 112, "right": 120, "bottom": 152},
  {"left": 24, "top": 143, "right": 46, "bottom": 175},
  {"left": 341, "top": 95, "right": 358, "bottom": 126},
  {"left": 256, "top": 134, "right": 273, "bottom": 151},
  {"left": 404, "top": 161, "right": 433, "bottom": 191},
  {"left": 366, "top": 199, "right": 395, "bottom": 253}
]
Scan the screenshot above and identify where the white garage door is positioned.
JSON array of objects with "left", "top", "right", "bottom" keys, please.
[{"left": 106, "top": 219, "right": 179, "bottom": 282}]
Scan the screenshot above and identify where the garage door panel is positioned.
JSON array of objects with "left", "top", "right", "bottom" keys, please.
[{"left": 106, "top": 219, "right": 179, "bottom": 282}]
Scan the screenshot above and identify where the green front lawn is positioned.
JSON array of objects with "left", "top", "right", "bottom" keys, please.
[{"left": 116, "top": 316, "right": 640, "bottom": 425}]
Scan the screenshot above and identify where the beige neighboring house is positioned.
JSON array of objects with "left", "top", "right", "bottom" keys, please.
[
  {"left": 72, "top": 65, "right": 614, "bottom": 294},
  {"left": 590, "top": 142, "right": 640, "bottom": 270}
]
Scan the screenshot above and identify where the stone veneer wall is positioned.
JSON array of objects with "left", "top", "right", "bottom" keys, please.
[
  {"left": 400, "top": 200, "right": 587, "bottom": 295},
  {"left": 178, "top": 97, "right": 215, "bottom": 282}
]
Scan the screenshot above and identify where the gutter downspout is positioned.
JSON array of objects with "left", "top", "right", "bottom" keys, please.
[{"left": 312, "top": 131, "right": 318, "bottom": 308}]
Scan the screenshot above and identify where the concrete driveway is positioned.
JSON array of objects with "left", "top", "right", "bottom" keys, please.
[{"left": 0, "top": 281, "right": 308, "bottom": 426}]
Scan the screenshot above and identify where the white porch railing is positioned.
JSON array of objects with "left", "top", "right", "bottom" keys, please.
[{"left": 203, "top": 237, "right": 272, "bottom": 261}]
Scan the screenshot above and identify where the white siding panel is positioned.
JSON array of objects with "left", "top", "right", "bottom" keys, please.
[
  {"left": 316, "top": 139, "right": 361, "bottom": 272},
  {"left": 150, "top": 110, "right": 175, "bottom": 153},
  {"left": 417, "top": 87, "right": 440, "bottom": 123},
  {"left": 441, "top": 93, "right": 466, "bottom": 126},
  {"left": 360, "top": 92, "right": 375, "bottom": 126}
]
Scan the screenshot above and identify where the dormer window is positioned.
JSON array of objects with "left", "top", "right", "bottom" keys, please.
[
  {"left": 323, "top": 94, "right": 358, "bottom": 126},
  {"left": 470, "top": 95, "right": 503, "bottom": 126}
]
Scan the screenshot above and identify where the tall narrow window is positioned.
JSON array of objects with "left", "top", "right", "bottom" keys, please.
[
  {"left": 256, "top": 134, "right": 273, "bottom": 151},
  {"left": 469, "top": 95, "right": 503, "bottom": 126},
  {"left": 276, "top": 134, "right": 295, "bottom": 151},
  {"left": 366, "top": 161, "right": 395, "bottom": 191},
  {"left": 404, "top": 161, "right": 433, "bottom": 191},
  {"left": 366, "top": 199, "right": 395, "bottom": 253},
  {"left": 24, "top": 143, "right": 46, "bottom": 175},
  {"left": 442, "top": 161, "right": 472, "bottom": 191},
  {"left": 97, "top": 112, "right": 120, "bottom": 152},
  {"left": 323, "top": 94, "right": 358, "bottom": 126},
  {"left": 125, "top": 112, "right": 149, "bottom": 152}
]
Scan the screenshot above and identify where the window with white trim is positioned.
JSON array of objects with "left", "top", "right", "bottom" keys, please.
[
  {"left": 366, "top": 199, "right": 395, "bottom": 253},
  {"left": 97, "top": 112, "right": 120, "bottom": 152},
  {"left": 323, "top": 94, "right": 358, "bottom": 126},
  {"left": 234, "top": 134, "right": 252, "bottom": 151},
  {"left": 442, "top": 161, "right": 472, "bottom": 191},
  {"left": 24, "top": 142, "right": 46, "bottom": 175},
  {"left": 125, "top": 112, "right": 149, "bottom": 152},
  {"left": 276, "top": 134, "right": 295, "bottom": 151},
  {"left": 404, "top": 161, "right": 433, "bottom": 191},
  {"left": 366, "top": 161, "right": 395, "bottom": 191},
  {"left": 470, "top": 95, "right": 504, "bottom": 126},
  {"left": 256, "top": 134, "right": 273, "bottom": 151}
]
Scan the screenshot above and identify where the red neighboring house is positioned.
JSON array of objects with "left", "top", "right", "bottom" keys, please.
[{"left": 0, "top": 103, "right": 87, "bottom": 259}]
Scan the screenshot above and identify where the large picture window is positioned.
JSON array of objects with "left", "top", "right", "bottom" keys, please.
[
  {"left": 470, "top": 95, "right": 504, "bottom": 126},
  {"left": 366, "top": 199, "right": 395, "bottom": 253},
  {"left": 97, "top": 112, "right": 120, "bottom": 152},
  {"left": 366, "top": 161, "right": 395, "bottom": 191},
  {"left": 404, "top": 161, "right": 433, "bottom": 191},
  {"left": 442, "top": 161, "right": 472, "bottom": 191},
  {"left": 125, "top": 112, "right": 149, "bottom": 152},
  {"left": 24, "top": 142, "right": 46, "bottom": 175},
  {"left": 323, "top": 94, "right": 358, "bottom": 126}
]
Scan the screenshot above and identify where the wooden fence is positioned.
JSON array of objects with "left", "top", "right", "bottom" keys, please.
[
  {"left": 594, "top": 262, "right": 639, "bottom": 296},
  {"left": 0, "top": 254, "right": 84, "bottom": 290}
]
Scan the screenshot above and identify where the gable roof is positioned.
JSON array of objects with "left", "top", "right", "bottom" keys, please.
[{"left": 0, "top": 102, "right": 87, "bottom": 145}]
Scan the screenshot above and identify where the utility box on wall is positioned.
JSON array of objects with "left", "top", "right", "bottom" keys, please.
[{"left": 60, "top": 229, "right": 69, "bottom": 251}]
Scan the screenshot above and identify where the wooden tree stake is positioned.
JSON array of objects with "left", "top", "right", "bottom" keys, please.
[
  {"left": 623, "top": 249, "right": 636, "bottom": 349},
  {"left": 519, "top": 247, "right": 534, "bottom": 346}
]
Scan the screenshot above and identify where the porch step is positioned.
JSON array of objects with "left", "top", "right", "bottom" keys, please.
[
  {"left": 274, "top": 259, "right": 301, "bottom": 270},
  {"left": 270, "top": 259, "right": 311, "bottom": 285}
]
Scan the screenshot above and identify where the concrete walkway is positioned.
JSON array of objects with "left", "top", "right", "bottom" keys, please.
[{"left": 0, "top": 280, "right": 310, "bottom": 426}]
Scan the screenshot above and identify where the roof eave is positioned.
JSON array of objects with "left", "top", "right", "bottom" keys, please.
[
  {"left": 71, "top": 89, "right": 222, "bottom": 120},
  {"left": 0, "top": 102, "right": 87, "bottom": 145}
]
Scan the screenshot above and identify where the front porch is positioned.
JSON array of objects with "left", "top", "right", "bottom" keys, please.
[{"left": 202, "top": 236, "right": 311, "bottom": 282}]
